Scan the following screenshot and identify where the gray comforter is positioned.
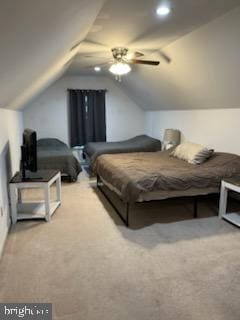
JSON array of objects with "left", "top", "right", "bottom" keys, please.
[
  {"left": 37, "top": 139, "right": 82, "bottom": 182},
  {"left": 84, "top": 135, "right": 162, "bottom": 167},
  {"left": 94, "top": 149, "right": 240, "bottom": 202}
]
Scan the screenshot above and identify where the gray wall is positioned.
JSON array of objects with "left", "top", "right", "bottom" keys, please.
[
  {"left": 23, "top": 75, "right": 146, "bottom": 144},
  {"left": 0, "top": 109, "right": 23, "bottom": 257},
  {"left": 142, "top": 6, "right": 240, "bottom": 155},
  {"left": 145, "top": 108, "right": 240, "bottom": 154}
]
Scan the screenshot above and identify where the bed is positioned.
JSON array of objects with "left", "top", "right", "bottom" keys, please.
[
  {"left": 84, "top": 135, "right": 162, "bottom": 168},
  {"left": 94, "top": 149, "right": 240, "bottom": 226},
  {"left": 37, "top": 138, "right": 82, "bottom": 182}
]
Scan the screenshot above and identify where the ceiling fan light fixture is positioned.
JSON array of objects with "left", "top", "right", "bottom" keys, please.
[
  {"left": 109, "top": 62, "right": 131, "bottom": 76},
  {"left": 156, "top": 6, "right": 171, "bottom": 16}
]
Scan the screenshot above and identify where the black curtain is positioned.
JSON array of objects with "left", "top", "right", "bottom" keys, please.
[{"left": 68, "top": 89, "right": 106, "bottom": 147}]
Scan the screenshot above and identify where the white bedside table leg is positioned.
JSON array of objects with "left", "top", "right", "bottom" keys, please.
[
  {"left": 44, "top": 185, "right": 51, "bottom": 222},
  {"left": 219, "top": 182, "right": 228, "bottom": 219},
  {"left": 18, "top": 189, "right": 22, "bottom": 204},
  {"left": 56, "top": 174, "right": 61, "bottom": 203},
  {"left": 10, "top": 185, "right": 17, "bottom": 224}
]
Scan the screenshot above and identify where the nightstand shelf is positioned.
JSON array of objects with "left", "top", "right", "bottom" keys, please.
[
  {"left": 221, "top": 213, "right": 240, "bottom": 227},
  {"left": 219, "top": 178, "right": 240, "bottom": 228},
  {"left": 16, "top": 201, "right": 61, "bottom": 220}
]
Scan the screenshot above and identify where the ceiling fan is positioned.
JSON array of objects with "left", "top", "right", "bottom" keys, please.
[
  {"left": 111, "top": 47, "right": 160, "bottom": 65},
  {"left": 110, "top": 47, "right": 160, "bottom": 81},
  {"left": 108, "top": 47, "right": 160, "bottom": 81},
  {"left": 82, "top": 46, "right": 161, "bottom": 81}
]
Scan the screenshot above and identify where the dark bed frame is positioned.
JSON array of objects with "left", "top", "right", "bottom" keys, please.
[{"left": 96, "top": 175, "right": 218, "bottom": 227}]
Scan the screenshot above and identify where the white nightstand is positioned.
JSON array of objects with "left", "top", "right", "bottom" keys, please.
[
  {"left": 10, "top": 170, "right": 61, "bottom": 224},
  {"left": 219, "top": 178, "right": 240, "bottom": 227},
  {"left": 72, "top": 145, "right": 87, "bottom": 165}
]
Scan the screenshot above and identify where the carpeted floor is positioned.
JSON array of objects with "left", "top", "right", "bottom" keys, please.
[{"left": 0, "top": 170, "right": 240, "bottom": 320}]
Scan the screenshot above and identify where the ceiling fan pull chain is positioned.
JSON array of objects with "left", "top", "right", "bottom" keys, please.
[{"left": 115, "top": 75, "right": 121, "bottom": 82}]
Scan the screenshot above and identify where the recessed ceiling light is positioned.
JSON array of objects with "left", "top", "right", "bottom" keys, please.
[
  {"left": 156, "top": 6, "right": 171, "bottom": 16},
  {"left": 94, "top": 66, "right": 101, "bottom": 72}
]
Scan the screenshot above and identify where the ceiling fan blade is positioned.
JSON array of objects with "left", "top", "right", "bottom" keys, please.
[
  {"left": 129, "top": 59, "right": 160, "bottom": 66},
  {"left": 126, "top": 51, "right": 144, "bottom": 59},
  {"left": 132, "top": 48, "right": 171, "bottom": 64},
  {"left": 158, "top": 51, "right": 171, "bottom": 64},
  {"left": 83, "top": 55, "right": 110, "bottom": 59},
  {"left": 135, "top": 51, "right": 145, "bottom": 57}
]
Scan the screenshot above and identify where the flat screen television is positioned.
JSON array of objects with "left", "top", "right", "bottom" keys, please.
[{"left": 21, "top": 129, "right": 37, "bottom": 180}]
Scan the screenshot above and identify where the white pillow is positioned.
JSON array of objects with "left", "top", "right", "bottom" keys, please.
[{"left": 171, "top": 141, "right": 214, "bottom": 164}]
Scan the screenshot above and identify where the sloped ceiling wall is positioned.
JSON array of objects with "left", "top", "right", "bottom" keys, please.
[
  {"left": 2, "top": 1, "right": 240, "bottom": 112},
  {"left": 0, "top": 0, "right": 105, "bottom": 110},
  {"left": 119, "top": 6, "right": 240, "bottom": 110}
]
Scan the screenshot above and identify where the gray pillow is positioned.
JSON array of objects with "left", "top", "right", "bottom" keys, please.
[
  {"left": 192, "top": 148, "right": 214, "bottom": 164},
  {"left": 171, "top": 142, "right": 214, "bottom": 164}
]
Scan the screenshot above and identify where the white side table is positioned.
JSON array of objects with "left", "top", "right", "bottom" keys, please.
[
  {"left": 219, "top": 178, "right": 240, "bottom": 227},
  {"left": 10, "top": 170, "right": 61, "bottom": 224}
]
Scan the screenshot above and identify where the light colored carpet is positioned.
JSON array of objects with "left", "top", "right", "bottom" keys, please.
[{"left": 0, "top": 171, "right": 240, "bottom": 320}]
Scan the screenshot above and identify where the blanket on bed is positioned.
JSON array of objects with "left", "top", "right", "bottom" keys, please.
[
  {"left": 37, "top": 139, "right": 82, "bottom": 182},
  {"left": 84, "top": 135, "right": 162, "bottom": 167},
  {"left": 94, "top": 150, "right": 240, "bottom": 202}
]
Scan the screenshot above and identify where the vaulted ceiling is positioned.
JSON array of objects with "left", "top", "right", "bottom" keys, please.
[
  {"left": 66, "top": 0, "right": 240, "bottom": 110},
  {"left": 1, "top": 0, "right": 240, "bottom": 111},
  {"left": 68, "top": 0, "right": 240, "bottom": 74},
  {"left": 120, "top": 5, "right": 240, "bottom": 110},
  {"left": 0, "top": 0, "right": 105, "bottom": 110}
]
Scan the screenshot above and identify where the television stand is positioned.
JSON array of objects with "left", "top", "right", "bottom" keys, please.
[{"left": 10, "top": 170, "right": 61, "bottom": 224}]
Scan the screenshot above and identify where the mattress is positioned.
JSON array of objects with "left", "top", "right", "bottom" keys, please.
[
  {"left": 84, "top": 135, "right": 162, "bottom": 167},
  {"left": 94, "top": 149, "right": 240, "bottom": 203}
]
